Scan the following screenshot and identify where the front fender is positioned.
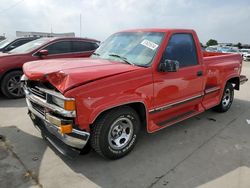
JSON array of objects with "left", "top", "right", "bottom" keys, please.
[
  {"left": 89, "top": 99, "right": 149, "bottom": 124},
  {"left": 65, "top": 68, "right": 154, "bottom": 131}
]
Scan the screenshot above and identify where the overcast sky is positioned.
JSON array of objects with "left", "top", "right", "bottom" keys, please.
[{"left": 0, "top": 0, "right": 250, "bottom": 44}]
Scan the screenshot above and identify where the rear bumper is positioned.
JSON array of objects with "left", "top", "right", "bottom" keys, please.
[{"left": 240, "top": 75, "right": 248, "bottom": 85}]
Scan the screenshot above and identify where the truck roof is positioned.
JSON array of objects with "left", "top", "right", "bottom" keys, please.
[
  {"left": 37, "top": 37, "right": 100, "bottom": 43},
  {"left": 120, "top": 28, "right": 195, "bottom": 33}
]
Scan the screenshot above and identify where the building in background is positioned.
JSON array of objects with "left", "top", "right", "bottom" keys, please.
[{"left": 16, "top": 31, "right": 75, "bottom": 37}]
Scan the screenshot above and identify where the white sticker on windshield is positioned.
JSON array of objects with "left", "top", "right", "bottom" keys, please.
[{"left": 141, "top": 40, "right": 159, "bottom": 50}]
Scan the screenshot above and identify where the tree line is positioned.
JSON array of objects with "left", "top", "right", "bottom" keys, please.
[{"left": 203, "top": 39, "right": 244, "bottom": 49}]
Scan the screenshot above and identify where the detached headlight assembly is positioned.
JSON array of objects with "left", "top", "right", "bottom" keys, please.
[{"left": 51, "top": 96, "right": 76, "bottom": 111}]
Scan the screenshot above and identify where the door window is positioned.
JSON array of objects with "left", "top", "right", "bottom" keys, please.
[
  {"left": 161, "top": 34, "right": 198, "bottom": 67},
  {"left": 45, "top": 41, "right": 72, "bottom": 55},
  {"left": 71, "top": 41, "right": 98, "bottom": 52}
]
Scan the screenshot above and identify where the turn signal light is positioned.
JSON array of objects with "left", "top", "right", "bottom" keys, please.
[
  {"left": 60, "top": 124, "right": 72, "bottom": 134},
  {"left": 64, "top": 100, "right": 75, "bottom": 111}
]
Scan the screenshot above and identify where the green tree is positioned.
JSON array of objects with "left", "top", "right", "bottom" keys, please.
[
  {"left": 237, "top": 42, "right": 242, "bottom": 49},
  {"left": 206, "top": 39, "right": 218, "bottom": 46}
]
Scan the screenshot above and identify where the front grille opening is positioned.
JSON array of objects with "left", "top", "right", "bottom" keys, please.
[{"left": 30, "top": 101, "right": 45, "bottom": 116}]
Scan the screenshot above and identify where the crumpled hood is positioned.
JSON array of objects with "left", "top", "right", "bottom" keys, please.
[{"left": 23, "top": 58, "right": 143, "bottom": 93}]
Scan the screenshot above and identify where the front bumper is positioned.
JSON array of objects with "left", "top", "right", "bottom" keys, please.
[{"left": 25, "top": 88, "right": 90, "bottom": 157}]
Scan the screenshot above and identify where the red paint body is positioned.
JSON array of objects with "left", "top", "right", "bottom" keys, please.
[
  {"left": 23, "top": 29, "right": 244, "bottom": 134},
  {"left": 0, "top": 37, "right": 99, "bottom": 81}
]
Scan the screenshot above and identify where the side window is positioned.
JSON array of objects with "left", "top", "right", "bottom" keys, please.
[
  {"left": 5, "top": 40, "right": 27, "bottom": 51},
  {"left": 45, "top": 41, "right": 72, "bottom": 55},
  {"left": 161, "top": 34, "right": 198, "bottom": 67},
  {"left": 71, "top": 41, "right": 98, "bottom": 52},
  {"left": 9, "top": 40, "right": 26, "bottom": 48}
]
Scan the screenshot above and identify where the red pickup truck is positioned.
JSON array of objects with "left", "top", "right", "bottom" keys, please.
[{"left": 22, "top": 29, "right": 248, "bottom": 159}]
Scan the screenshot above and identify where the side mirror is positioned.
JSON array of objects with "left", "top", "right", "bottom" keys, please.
[
  {"left": 37, "top": 49, "right": 48, "bottom": 57},
  {"left": 158, "top": 59, "right": 180, "bottom": 72}
]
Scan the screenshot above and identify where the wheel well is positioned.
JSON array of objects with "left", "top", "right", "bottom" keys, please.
[
  {"left": 0, "top": 68, "right": 23, "bottom": 83},
  {"left": 127, "top": 102, "right": 147, "bottom": 130},
  {"left": 92, "top": 102, "right": 148, "bottom": 130},
  {"left": 227, "top": 77, "right": 240, "bottom": 90}
]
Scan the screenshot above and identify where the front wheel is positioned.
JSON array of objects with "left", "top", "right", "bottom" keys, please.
[
  {"left": 213, "top": 82, "right": 234, "bottom": 113},
  {"left": 90, "top": 106, "right": 140, "bottom": 159}
]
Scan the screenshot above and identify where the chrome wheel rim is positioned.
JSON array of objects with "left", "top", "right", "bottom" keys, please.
[
  {"left": 108, "top": 117, "right": 134, "bottom": 150},
  {"left": 222, "top": 88, "right": 231, "bottom": 107},
  {"left": 7, "top": 75, "right": 24, "bottom": 97}
]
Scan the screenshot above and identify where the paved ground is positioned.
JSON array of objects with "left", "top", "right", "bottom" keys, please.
[{"left": 0, "top": 61, "right": 250, "bottom": 188}]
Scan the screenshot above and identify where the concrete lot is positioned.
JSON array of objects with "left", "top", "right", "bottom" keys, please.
[{"left": 0, "top": 61, "right": 250, "bottom": 188}]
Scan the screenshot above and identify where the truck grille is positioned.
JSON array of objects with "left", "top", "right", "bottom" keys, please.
[
  {"left": 30, "top": 101, "right": 45, "bottom": 116},
  {"left": 26, "top": 81, "right": 57, "bottom": 100},
  {"left": 29, "top": 87, "right": 46, "bottom": 99},
  {"left": 24, "top": 79, "right": 75, "bottom": 118},
  {"left": 25, "top": 81, "right": 54, "bottom": 117}
]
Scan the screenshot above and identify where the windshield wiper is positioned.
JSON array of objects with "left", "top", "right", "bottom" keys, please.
[{"left": 108, "top": 53, "right": 134, "bottom": 66}]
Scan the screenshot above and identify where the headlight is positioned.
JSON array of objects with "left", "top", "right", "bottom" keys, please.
[
  {"left": 51, "top": 96, "right": 64, "bottom": 108},
  {"left": 51, "top": 96, "right": 76, "bottom": 111}
]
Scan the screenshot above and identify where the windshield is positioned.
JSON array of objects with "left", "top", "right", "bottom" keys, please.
[
  {"left": 92, "top": 32, "right": 164, "bottom": 67},
  {"left": 0, "top": 39, "right": 13, "bottom": 49},
  {"left": 9, "top": 38, "right": 51, "bottom": 54}
]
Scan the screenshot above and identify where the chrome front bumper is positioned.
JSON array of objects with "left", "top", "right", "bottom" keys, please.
[{"left": 25, "top": 88, "right": 90, "bottom": 156}]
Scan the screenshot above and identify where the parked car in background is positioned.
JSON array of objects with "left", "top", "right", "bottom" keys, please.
[
  {"left": 219, "top": 46, "right": 240, "bottom": 54},
  {"left": 240, "top": 49, "right": 250, "bottom": 60},
  {"left": 243, "top": 53, "right": 250, "bottom": 61},
  {"left": 206, "top": 46, "right": 241, "bottom": 55},
  {"left": 205, "top": 45, "right": 219, "bottom": 52},
  {"left": 0, "top": 37, "right": 39, "bottom": 53},
  {"left": 240, "top": 48, "right": 250, "bottom": 56},
  {"left": 0, "top": 37, "right": 99, "bottom": 98}
]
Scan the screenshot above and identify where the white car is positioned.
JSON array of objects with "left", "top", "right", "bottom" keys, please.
[
  {"left": 243, "top": 53, "right": 250, "bottom": 61},
  {"left": 205, "top": 45, "right": 220, "bottom": 52},
  {"left": 240, "top": 49, "right": 250, "bottom": 56},
  {"left": 240, "top": 49, "right": 250, "bottom": 61},
  {"left": 219, "top": 47, "right": 240, "bottom": 54}
]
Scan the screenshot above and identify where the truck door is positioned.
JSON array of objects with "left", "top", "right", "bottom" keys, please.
[{"left": 151, "top": 33, "right": 205, "bottom": 129}]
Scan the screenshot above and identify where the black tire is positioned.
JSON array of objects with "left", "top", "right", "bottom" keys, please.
[
  {"left": 1, "top": 70, "right": 24, "bottom": 99},
  {"left": 213, "top": 82, "right": 234, "bottom": 113},
  {"left": 90, "top": 106, "right": 141, "bottom": 159},
  {"left": 79, "top": 141, "right": 92, "bottom": 155}
]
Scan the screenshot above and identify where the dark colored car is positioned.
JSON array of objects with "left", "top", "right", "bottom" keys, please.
[
  {"left": 0, "top": 37, "right": 100, "bottom": 98},
  {"left": 0, "top": 37, "right": 39, "bottom": 53}
]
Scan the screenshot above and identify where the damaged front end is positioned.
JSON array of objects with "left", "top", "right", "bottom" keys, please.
[{"left": 21, "top": 74, "right": 90, "bottom": 158}]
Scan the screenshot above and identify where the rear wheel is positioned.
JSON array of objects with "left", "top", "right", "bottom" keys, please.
[
  {"left": 90, "top": 106, "right": 140, "bottom": 159},
  {"left": 213, "top": 82, "right": 234, "bottom": 112},
  {"left": 1, "top": 70, "right": 24, "bottom": 99}
]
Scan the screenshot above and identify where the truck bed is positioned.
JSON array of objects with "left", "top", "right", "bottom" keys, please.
[
  {"left": 201, "top": 51, "right": 242, "bottom": 109},
  {"left": 203, "top": 52, "right": 242, "bottom": 80}
]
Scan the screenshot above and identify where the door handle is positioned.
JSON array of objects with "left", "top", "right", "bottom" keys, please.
[{"left": 197, "top": 71, "right": 203, "bottom": 76}]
